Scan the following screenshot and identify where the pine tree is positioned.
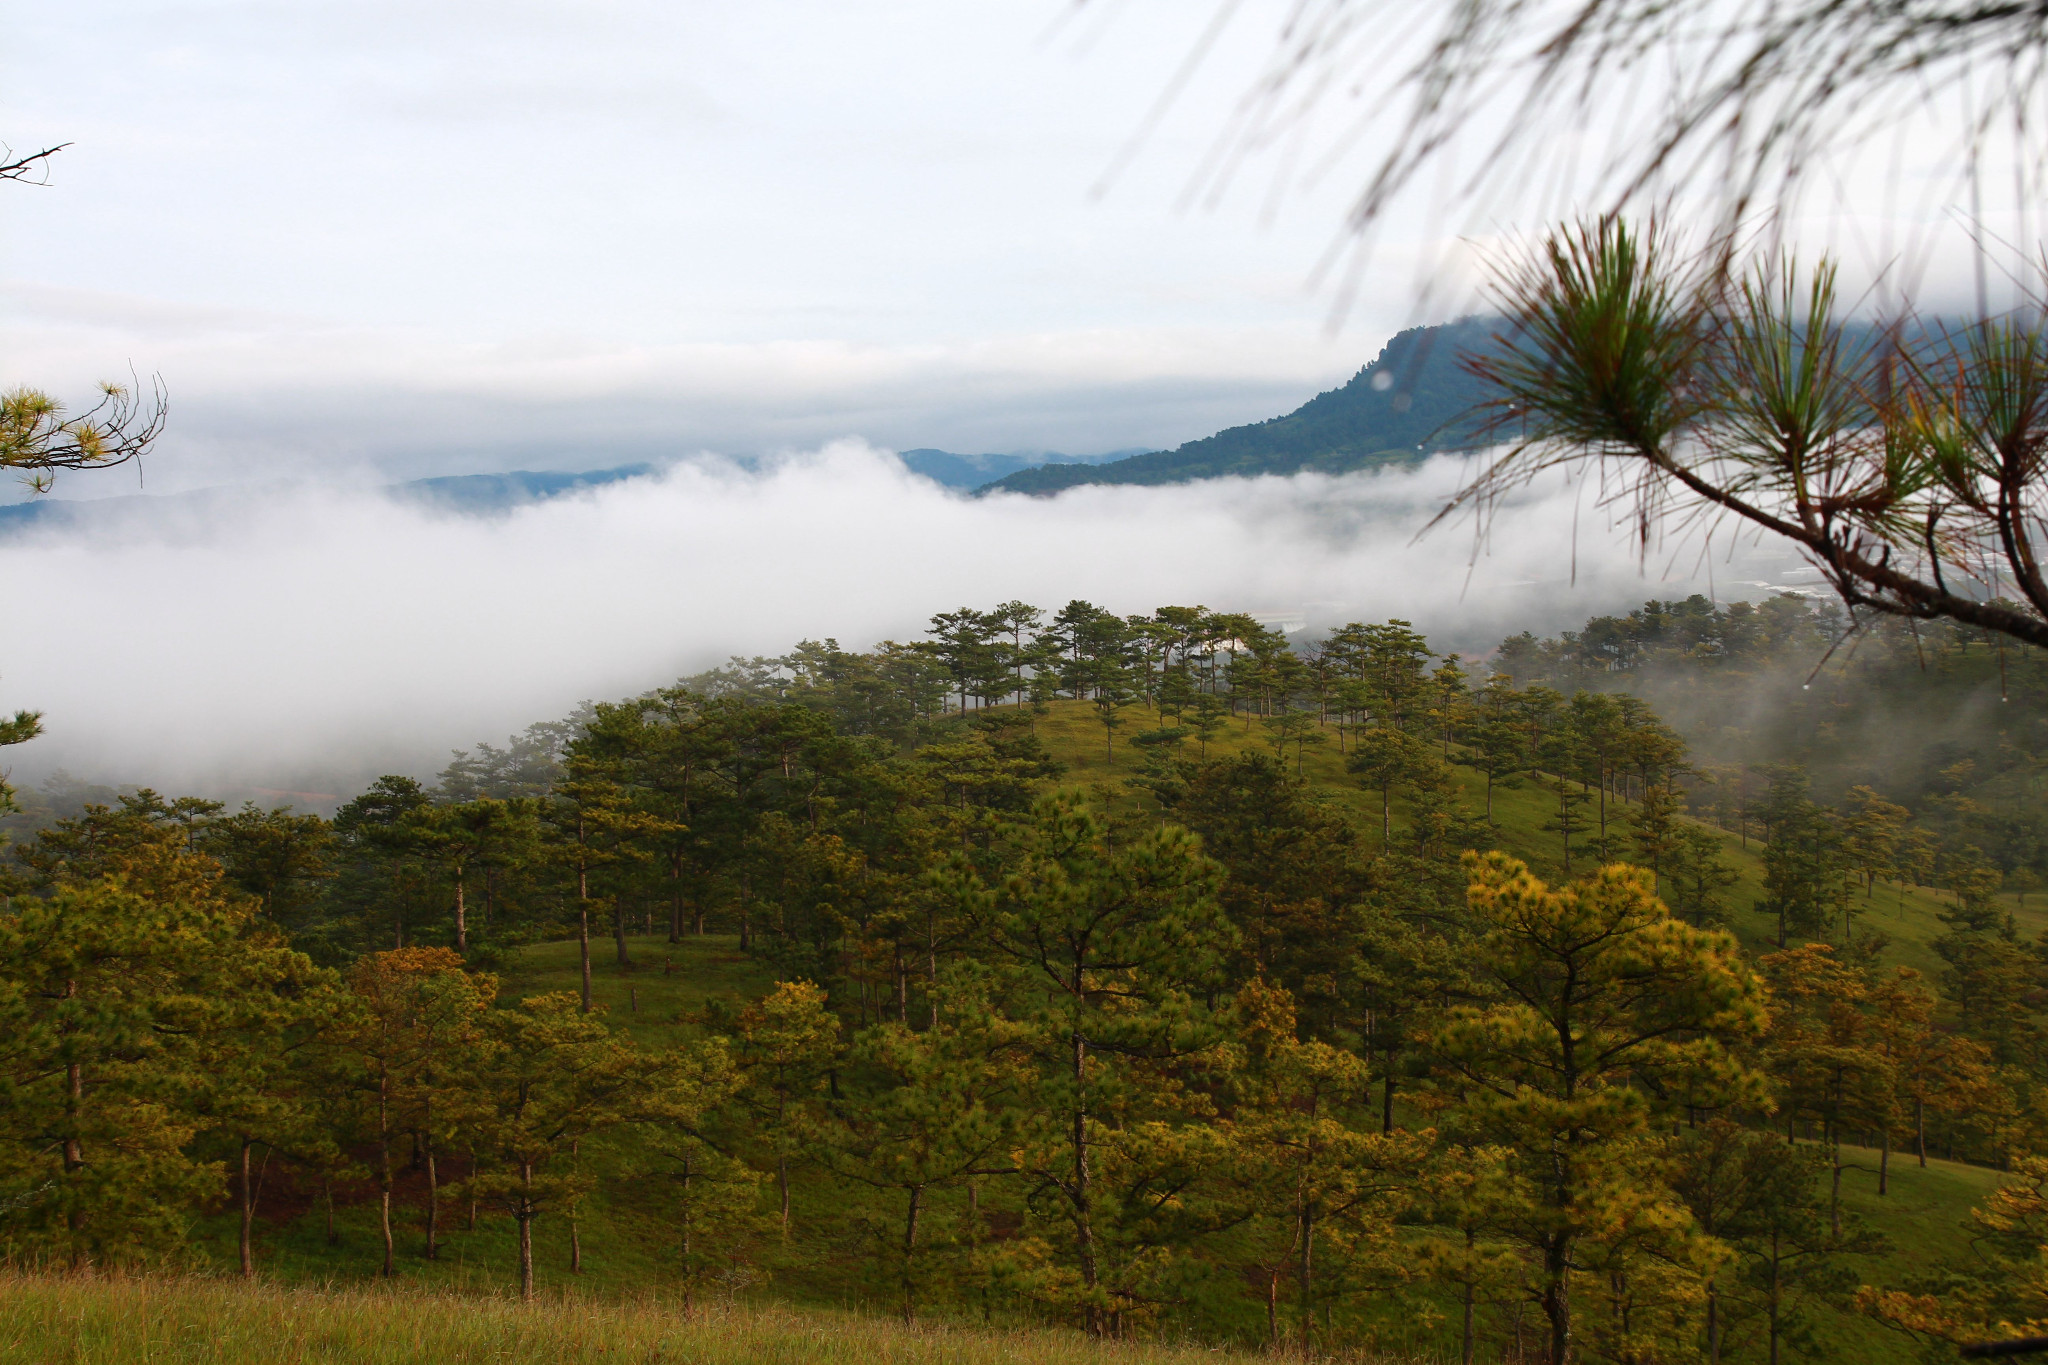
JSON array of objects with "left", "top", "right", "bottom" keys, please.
[
  {"left": 1757, "top": 945, "right": 1891, "bottom": 1233},
  {"left": 457, "top": 991, "right": 667, "bottom": 1300},
  {"left": 1435, "top": 853, "right": 1768, "bottom": 1365},
  {"left": 948, "top": 795, "right": 1237, "bottom": 1334},
  {"left": 1673, "top": 1119, "right": 1880, "bottom": 1365},
  {"left": 1221, "top": 980, "right": 1431, "bottom": 1352},
  {"left": 1348, "top": 724, "right": 1432, "bottom": 848},
  {"left": 732, "top": 980, "right": 840, "bottom": 1236},
  {"left": 0, "top": 879, "right": 287, "bottom": 1268},
  {"left": 330, "top": 947, "right": 495, "bottom": 1276},
  {"left": 1840, "top": 787, "right": 1910, "bottom": 898},
  {"left": 401, "top": 799, "right": 539, "bottom": 955},
  {"left": 813, "top": 975, "right": 1024, "bottom": 1321}
]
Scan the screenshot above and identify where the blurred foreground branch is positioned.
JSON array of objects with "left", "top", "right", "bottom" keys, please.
[{"left": 1443, "top": 219, "right": 2048, "bottom": 649}]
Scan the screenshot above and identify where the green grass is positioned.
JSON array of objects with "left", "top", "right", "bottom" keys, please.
[{"left": 0, "top": 1275, "right": 1307, "bottom": 1365}]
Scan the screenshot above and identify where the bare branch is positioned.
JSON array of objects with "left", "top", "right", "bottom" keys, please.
[
  {"left": 0, "top": 143, "right": 70, "bottom": 186},
  {"left": 2, "top": 374, "right": 169, "bottom": 494}
]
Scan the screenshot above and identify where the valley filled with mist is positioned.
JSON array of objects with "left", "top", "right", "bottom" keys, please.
[{"left": 0, "top": 440, "right": 1804, "bottom": 805}]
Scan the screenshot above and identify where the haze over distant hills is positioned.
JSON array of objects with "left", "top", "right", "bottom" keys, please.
[
  {"left": 895, "top": 448, "right": 1140, "bottom": 488},
  {"left": 0, "top": 464, "right": 672, "bottom": 535},
  {"left": 0, "top": 450, "right": 1150, "bottom": 536},
  {"left": 978, "top": 318, "right": 1501, "bottom": 495},
  {"left": 0, "top": 318, "right": 1499, "bottom": 535}
]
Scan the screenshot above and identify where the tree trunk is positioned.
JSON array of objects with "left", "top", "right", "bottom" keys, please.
[
  {"left": 1768, "top": 1234, "right": 1782, "bottom": 1365},
  {"left": 669, "top": 855, "right": 684, "bottom": 944},
  {"left": 518, "top": 1167, "right": 536, "bottom": 1303},
  {"left": 1297, "top": 1201, "right": 1315, "bottom": 1355},
  {"left": 454, "top": 869, "right": 467, "bottom": 953},
  {"left": 1597, "top": 767, "right": 1608, "bottom": 856},
  {"left": 613, "top": 896, "right": 632, "bottom": 967},
  {"left": 578, "top": 899, "right": 593, "bottom": 1013},
  {"left": 425, "top": 1137, "right": 439, "bottom": 1259},
  {"left": 1461, "top": 1228, "right": 1478, "bottom": 1365},
  {"left": 1542, "top": 1235, "right": 1572, "bottom": 1365},
  {"left": 61, "top": 1007, "right": 84, "bottom": 1256},
  {"left": 1071, "top": 1025, "right": 1100, "bottom": 1335},
  {"left": 238, "top": 1138, "right": 256, "bottom": 1278},
  {"left": 378, "top": 1076, "right": 395, "bottom": 1277},
  {"left": 1917, "top": 1096, "right": 1927, "bottom": 1167},
  {"left": 927, "top": 912, "right": 940, "bottom": 1031},
  {"left": 1829, "top": 1134, "right": 1843, "bottom": 1236},
  {"left": 1879, "top": 1126, "right": 1891, "bottom": 1194},
  {"left": 901, "top": 1184, "right": 923, "bottom": 1323}
]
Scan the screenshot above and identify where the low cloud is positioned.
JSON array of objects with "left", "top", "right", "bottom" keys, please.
[{"left": 2, "top": 444, "right": 1794, "bottom": 801}]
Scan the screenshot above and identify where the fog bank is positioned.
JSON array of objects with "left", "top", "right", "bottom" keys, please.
[{"left": 2, "top": 444, "right": 1796, "bottom": 801}]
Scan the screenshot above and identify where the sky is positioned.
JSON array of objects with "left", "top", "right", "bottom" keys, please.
[
  {"left": 1, "top": 0, "right": 1432, "bottom": 491},
  {"left": 2, "top": 0, "right": 2001, "bottom": 491},
  {"left": 0, "top": 0, "right": 1967, "bottom": 798}
]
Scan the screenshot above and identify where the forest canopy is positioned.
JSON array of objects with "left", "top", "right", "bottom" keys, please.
[{"left": 3, "top": 592, "right": 2046, "bottom": 1362}]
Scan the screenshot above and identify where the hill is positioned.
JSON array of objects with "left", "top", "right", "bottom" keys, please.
[
  {"left": 0, "top": 448, "right": 1150, "bottom": 536},
  {"left": 0, "top": 463, "right": 666, "bottom": 539},
  {"left": 896, "top": 448, "right": 1140, "bottom": 488},
  {"left": 978, "top": 318, "right": 1502, "bottom": 496},
  {"left": 391, "top": 464, "right": 660, "bottom": 511}
]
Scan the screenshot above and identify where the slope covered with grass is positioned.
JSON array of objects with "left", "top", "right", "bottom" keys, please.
[{"left": 0, "top": 1275, "right": 1300, "bottom": 1365}]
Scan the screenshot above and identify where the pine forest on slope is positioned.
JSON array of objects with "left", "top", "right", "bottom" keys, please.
[{"left": 7, "top": 592, "right": 2048, "bottom": 1363}]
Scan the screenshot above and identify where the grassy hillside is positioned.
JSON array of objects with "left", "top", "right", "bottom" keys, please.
[
  {"left": 0, "top": 1275, "right": 1298, "bottom": 1365},
  {"left": 137, "top": 698, "right": 2019, "bottom": 1363}
]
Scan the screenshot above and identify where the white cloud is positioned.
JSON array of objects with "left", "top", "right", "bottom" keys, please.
[{"left": 0, "top": 445, "right": 1792, "bottom": 801}]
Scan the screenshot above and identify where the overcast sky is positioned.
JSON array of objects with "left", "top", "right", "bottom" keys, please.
[
  {"left": 0, "top": 1, "right": 1957, "bottom": 795},
  {"left": 1, "top": 0, "right": 1448, "bottom": 492}
]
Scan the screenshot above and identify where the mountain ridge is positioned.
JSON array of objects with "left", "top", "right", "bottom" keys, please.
[{"left": 978, "top": 317, "right": 1502, "bottom": 496}]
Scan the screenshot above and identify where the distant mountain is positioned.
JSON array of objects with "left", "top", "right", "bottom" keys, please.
[
  {"left": 0, "top": 451, "right": 1174, "bottom": 534},
  {"left": 897, "top": 448, "right": 1144, "bottom": 489},
  {"left": 0, "top": 463, "right": 667, "bottom": 538},
  {"left": 978, "top": 318, "right": 1504, "bottom": 496},
  {"left": 389, "top": 464, "right": 660, "bottom": 512}
]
